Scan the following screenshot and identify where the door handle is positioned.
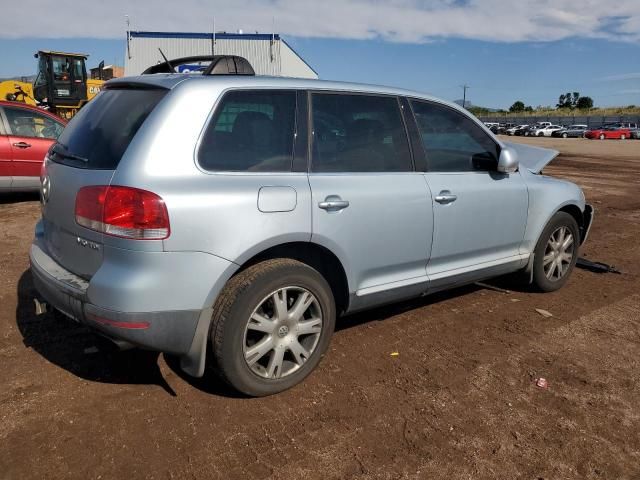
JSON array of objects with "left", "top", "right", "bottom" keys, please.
[
  {"left": 12, "top": 142, "right": 32, "bottom": 149},
  {"left": 318, "top": 197, "right": 349, "bottom": 211},
  {"left": 434, "top": 190, "right": 457, "bottom": 204}
]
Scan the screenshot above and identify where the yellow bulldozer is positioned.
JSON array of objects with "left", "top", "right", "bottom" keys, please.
[{"left": 0, "top": 50, "right": 105, "bottom": 119}]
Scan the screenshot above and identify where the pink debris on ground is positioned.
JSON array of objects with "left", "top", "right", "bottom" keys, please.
[{"left": 535, "top": 378, "right": 549, "bottom": 389}]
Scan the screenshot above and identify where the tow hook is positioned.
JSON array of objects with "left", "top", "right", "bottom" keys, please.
[{"left": 33, "top": 298, "right": 48, "bottom": 316}]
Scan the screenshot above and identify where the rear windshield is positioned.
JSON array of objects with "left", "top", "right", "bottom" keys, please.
[{"left": 50, "top": 88, "right": 167, "bottom": 169}]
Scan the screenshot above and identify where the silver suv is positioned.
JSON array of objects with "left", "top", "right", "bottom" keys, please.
[{"left": 30, "top": 69, "right": 593, "bottom": 396}]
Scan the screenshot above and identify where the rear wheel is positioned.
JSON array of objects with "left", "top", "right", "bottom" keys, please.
[
  {"left": 532, "top": 212, "right": 579, "bottom": 292},
  {"left": 210, "top": 259, "right": 336, "bottom": 396},
  {"left": 621, "top": 134, "right": 626, "bottom": 140},
  {"left": 599, "top": 133, "right": 605, "bottom": 140}
]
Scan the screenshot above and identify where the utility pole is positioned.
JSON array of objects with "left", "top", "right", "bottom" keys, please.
[{"left": 460, "top": 84, "right": 470, "bottom": 108}]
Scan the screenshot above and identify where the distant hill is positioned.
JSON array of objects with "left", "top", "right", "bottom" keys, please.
[
  {"left": 0, "top": 75, "right": 36, "bottom": 83},
  {"left": 453, "top": 99, "right": 498, "bottom": 112}
]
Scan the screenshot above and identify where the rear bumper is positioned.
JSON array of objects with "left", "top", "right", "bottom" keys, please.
[
  {"left": 29, "top": 228, "right": 234, "bottom": 377},
  {"left": 30, "top": 240, "right": 201, "bottom": 355}
]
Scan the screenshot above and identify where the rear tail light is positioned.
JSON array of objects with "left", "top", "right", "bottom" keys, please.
[{"left": 75, "top": 186, "right": 170, "bottom": 240}]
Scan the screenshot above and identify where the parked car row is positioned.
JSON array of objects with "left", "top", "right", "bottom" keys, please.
[{"left": 484, "top": 121, "right": 639, "bottom": 140}]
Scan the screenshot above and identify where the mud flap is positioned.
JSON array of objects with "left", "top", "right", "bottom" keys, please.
[
  {"left": 180, "top": 307, "right": 214, "bottom": 378},
  {"left": 525, "top": 253, "right": 535, "bottom": 284}
]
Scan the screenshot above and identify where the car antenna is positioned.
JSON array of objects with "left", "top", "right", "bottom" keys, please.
[{"left": 158, "top": 48, "right": 174, "bottom": 73}]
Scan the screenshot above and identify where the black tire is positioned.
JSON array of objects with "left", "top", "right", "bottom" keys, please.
[
  {"left": 210, "top": 259, "right": 336, "bottom": 396},
  {"left": 532, "top": 212, "right": 580, "bottom": 292},
  {"left": 562, "top": 133, "right": 568, "bottom": 138}
]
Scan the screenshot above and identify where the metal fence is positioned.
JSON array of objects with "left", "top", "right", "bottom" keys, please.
[{"left": 479, "top": 114, "right": 640, "bottom": 129}]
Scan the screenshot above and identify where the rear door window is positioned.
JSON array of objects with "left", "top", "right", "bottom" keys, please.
[
  {"left": 198, "top": 90, "right": 296, "bottom": 172},
  {"left": 50, "top": 88, "right": 167, "bottom": 169},
  {"left": 310, "top": 93, "right": 412, "bottom": 172}
]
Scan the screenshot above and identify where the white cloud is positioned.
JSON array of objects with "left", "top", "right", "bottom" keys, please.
[
  {"left": 1, "top": 0, "right": 640, "bottom": 43},
  {"left": 600, "top": 72, "right": 640, "bottom": 81}
]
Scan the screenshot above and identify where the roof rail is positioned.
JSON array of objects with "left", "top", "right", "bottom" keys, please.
[{"left": 142, "top": 55, "right": 255, "bottom": 76}]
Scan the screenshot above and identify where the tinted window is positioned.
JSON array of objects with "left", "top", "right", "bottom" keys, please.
[
  {"left": 52, "top": 88, "right": 166, "bottom": 169},
  {"left": 51, "top": 56, "right": 71, "bottom": 82},
  {"left": 311, "top": 93, "right": 412, "bottom": 172},
  {"left": 3, "top": 106, "right": 64, "bottom": 139},
  {"left": 35, "top": 56, "right": 47, "bottom": 87},
  {"left": 411, "top": 100, "right": 500, "bottom": 172},
  {"left": 198, "top": 90, "right": 296, "bottom": 172}
]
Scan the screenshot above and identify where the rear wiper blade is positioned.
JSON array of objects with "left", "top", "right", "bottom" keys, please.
[{"left": 51, "top": 143, "right": 88, "bottom": 163}]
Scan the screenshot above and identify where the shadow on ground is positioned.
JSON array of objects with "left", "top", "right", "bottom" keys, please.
[
  {"left": 15, "top": 269, "right": 177, "bottom": 396},
  {"left": 0, "top": 192, "right": 39, "bottom": 205},
  {"left": 15, "top": 266, "right": 539, "bottom": 397}
]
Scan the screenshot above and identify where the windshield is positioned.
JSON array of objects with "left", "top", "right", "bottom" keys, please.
[{"left": 51, "top": 88, "right": 167, "bottom": 169}]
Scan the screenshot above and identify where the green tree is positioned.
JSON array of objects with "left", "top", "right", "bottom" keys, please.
[
  {"left": 572, "top": 92, "right": 580, "bottom": 106},
  {"left": 509, "top": 101, "right": 525, "bottom": 112},
  {"left": 557, "top": 91, "right": 581, "bottom": 109},
  {"left": 468, "top": 106, "right": 489, "bottom": 116},
  {"left": 576, "top": 96, "right": 594, "bottom": 109}
]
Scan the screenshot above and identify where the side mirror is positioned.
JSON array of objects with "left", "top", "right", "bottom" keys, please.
[{"left": 497, "top": 147, "right": 519, "bottom": 173}]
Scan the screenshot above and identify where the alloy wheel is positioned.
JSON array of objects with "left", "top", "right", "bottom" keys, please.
[
  {"left": 243, "top": 287, "right": 323, "bottom": 379},
  {"left": 543, "top": 226, "right": 575, "bottom": 281}
]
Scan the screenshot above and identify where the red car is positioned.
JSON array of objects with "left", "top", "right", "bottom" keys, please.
[
  {"left": 584, "top": 126, "right": 632, "bottom": 140},
  {"left": 0, "top": 101, "right": 66, "bottom": 192}
]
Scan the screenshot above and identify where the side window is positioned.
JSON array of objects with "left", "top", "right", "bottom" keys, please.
[
  {"left": 410, "top": 100, "right": 500, "bottom": 172},
  {"left": 35, "top": 56, "right": 48, "bottom": 88},
  {"left": 311, "top": 93, "right": 412, "bottom": 172},
  {"left": 72, "top": 59, "right": 84, "bottom": 80},
  {"left": 3, "top": 107, "right": 65, "bottom": 140},
  {"left": 198, "top": 90, "right": 296, "bottom": 172}
]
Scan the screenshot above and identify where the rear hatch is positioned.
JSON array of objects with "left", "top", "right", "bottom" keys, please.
[{"left": 41, "top": 86, "right": 167, "bottom": 278}]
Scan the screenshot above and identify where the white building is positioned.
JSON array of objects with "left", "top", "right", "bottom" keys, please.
[{"left": 124, "top": 31, "right": 318, "bottom": 78}]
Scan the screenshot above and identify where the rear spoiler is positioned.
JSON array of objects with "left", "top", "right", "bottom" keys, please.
[{"left": 142, "top": 55, "right": 255, "bottom": 76}]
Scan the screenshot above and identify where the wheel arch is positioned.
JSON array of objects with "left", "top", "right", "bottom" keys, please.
[
  {"left": 521, "top": 184, "right": 586, "bottom": 253},
  {"left": 558, "top": 203, "right": 583, "bottom": 230},
  {"left": 182, "top": 240, "right": 351, "bottom": 379},
  {"left": 233, "top": 241, "right": 351, "bottom": 316}
]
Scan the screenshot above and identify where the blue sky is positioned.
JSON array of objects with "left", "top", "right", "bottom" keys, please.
[{"left": 1, "top": 0, "right": 639, "bottom": 109}]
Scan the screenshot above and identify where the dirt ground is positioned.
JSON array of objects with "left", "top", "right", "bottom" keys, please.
[{"left": 1, "top": 137, "right": 639, "bottom": 479}]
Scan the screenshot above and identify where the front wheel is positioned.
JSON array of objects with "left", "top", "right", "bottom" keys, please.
[
  {"left": 600, "top": 133, "right": 605, "bottom": 140},
  {"left": 621, "top": 134, "right": 626, "bottom": 140},
  {"left": 562, "top": 133, "right": 568, "bottom": 138},
  {"left": 210, "top": 259, "right": 336, "bottom": 396},
  {"left": 531, "top": 212, "right": 579, "bottom": 292}
]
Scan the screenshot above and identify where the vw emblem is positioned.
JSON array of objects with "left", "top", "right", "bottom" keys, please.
[{"left": 41, "top": 175, "right": 51, "bottom": 205}]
